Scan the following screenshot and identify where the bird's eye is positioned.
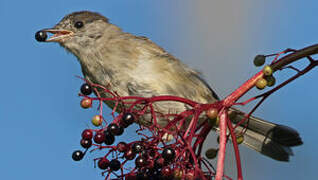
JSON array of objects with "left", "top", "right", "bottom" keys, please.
[{"left": 74, "top": 21, "right": 84, "bottom": 29}]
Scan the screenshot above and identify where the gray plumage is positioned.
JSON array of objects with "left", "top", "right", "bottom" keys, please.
[{"left": 41, "top": 11, "right": 302, "bottom": 161}]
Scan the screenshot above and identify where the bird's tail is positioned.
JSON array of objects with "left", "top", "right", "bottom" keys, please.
[{"left": 230, "top": 109, "right": 303, "bottom": 161}]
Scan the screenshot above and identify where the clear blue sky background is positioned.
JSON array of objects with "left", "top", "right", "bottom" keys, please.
[{"left": 0, "top": 1, "right": 317, "bottom": 180}]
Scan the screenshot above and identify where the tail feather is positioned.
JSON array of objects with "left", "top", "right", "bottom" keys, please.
[{"left": 230, "top": 109, "right": 302, "bottom": 161}]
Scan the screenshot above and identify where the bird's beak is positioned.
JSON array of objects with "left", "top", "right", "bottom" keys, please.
[{"left": 42, "top": 28, "right": 74, "bottom": 42}]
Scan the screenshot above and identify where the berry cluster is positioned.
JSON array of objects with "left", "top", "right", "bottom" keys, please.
[
  {"left": 253, "top": 55, "right": 276, "bottom": 89},
  {"left": 71, "top": 82, "right": 217, "bottom": 180}
]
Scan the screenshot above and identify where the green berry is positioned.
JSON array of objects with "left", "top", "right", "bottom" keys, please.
[
  {"left": 236, "top": 135, "right": 244, "bottom": 144},
  {"left": 208, "top": 116, "right": 220, "bottom": 127},
  {"left": 265, "top": 75, "right": 276, "bottom": 87},
  {"left": 256, "top": 78, "right": 267, "bottom": 90},
  {"left": 253, "top": 55, "right": 266, "bottom": 67},
  {"left": 263, "top": 65, "right": 273, "bottom": 76},
  {"left": 91, "top": 115, "right": 103, "bottom": 126},
  {"left": 205, "top": 148, "right": 218, "bottom": 159}
]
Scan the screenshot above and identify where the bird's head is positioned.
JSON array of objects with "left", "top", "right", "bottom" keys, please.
[{"left": 36, "top": 11, "right": 114, "bottom": 56}]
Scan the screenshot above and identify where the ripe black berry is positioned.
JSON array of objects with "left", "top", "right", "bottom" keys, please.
[
  {"left": 161, "top": 166, "right": 172, "bottom": 177},
  {"left": 93, "top": 131, "right": 105, "bottom": 144},
  {"left": 104, "top": 130, "right": 115, "bottom": 145},
  {"left": 80, "top": 83, "right": 92, "bottom": 95},
  {"left": 72, "top": 150, "right": 84, "bottom": 161},
  {"left": 81, "top": 129, "right": 93, "bottom": 140},
  {"left": 109, "top": 159, "right": 121, "bottom": 171},
  {"left": 132, "top": 142, "right": 144, "bottom": 153},
  {"left": 154, "top": 157, "right": 164, "bottom": 169},
  {"left": 98, "top": 158, "right": 110, "bottom": 170},
  {"left": 80, "top": 139, "right": 92, "bottom": 149},
  {"left": 124, "top": 148, "right": 136, "bottom": 160},
  {"left": 162, "top": 147, "right": 176, "bottom": 162},
  {"left": 122, "top": 112, "right": 134, "bottom": 125},
  {"left": 35, "top": 30, "right": 47, "bottom": 42},
  {"left": 135, "top": 156, "right": 147, "bottom": 168},
  {"left": 116, "top": 126, "right": 124, "bottom": 136},
  {"left": 107, "top": 123, "right": 123, "bottom": 136}
]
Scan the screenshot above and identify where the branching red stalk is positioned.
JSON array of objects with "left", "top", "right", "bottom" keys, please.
[
  {"left": 74, "top": 44, "right": 318, "bottom": 180},
  {"left": 215, "top": 109, "right": 228, "bottom": 180}
]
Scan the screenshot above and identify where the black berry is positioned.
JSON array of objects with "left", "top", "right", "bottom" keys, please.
[
  {"left": 35, "top": 30, "right": 47, "bottom": 42},
  {"left": 116, "top": 126, "right": 124, "bottom": 136},
  {"left": 135, "top": 156, "right": 147, "bottom": 168},
  {"left": 122, "top": 112, "right": 134, "bottom": 125},
  {"left": 107, "top": 123, "right": 122, "bottom": 136},
  {"left": 80, "top": 139, "right": 92, "bottom": 149},
  {"left": 104, "top": 130, "right": 115, "bottom": 145},
  {"left": 124, "top": 148, "right": 136, "bottom": 160},
  {"left": 72, "top": 150, "right": 84, "bottom": 161},
  {"left": 162, "top": 147, "right": 175, "bottom": 162},
  {"left": 154, "top": 157, "right": 164, "bottom": 169},
  {"left": 80, "top": 83, "right": 92, "bottom": 95},
  {"left": 109, "top": 159, "right": 121, "bottom": 171},
  {"left": 132, "top": 142, "right": 144, "bottom": 153},
  {"left": 161, "top": 166, "right": 172, "bottom": 177}
]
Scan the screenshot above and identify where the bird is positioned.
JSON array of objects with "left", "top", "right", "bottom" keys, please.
[{"left": 36, "top": 11, "right": 302, "bottom": 161}]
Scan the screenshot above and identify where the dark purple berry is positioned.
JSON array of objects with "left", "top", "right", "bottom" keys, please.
[
  {"left": 93, "top": 131, "right": 105, "bottom": 144},
  {"left": 98, "top": 158, "right": 110, "bottom": 170},
  {"left": 35, "top": 30, "right": 47, "bottom": 42},
  {"left": 154, "top": 157, "right": 164, "bottom": 169},
  {"left": 162, "top": 148, "right": 175, "bottom": 162},
  {"left": 109, "top": 159, "right": 121, "bottom": 171},
  {"left": 124, "top": 149, "right": 136, "bottom": 160},
  {"left": 81, "top": 129, "right": 93, "bottom": 140},
  {"left": 72, "top": 150, "right": 84, "bottom": 161},
  {"left": 80, "top": 139, "right": 92, "bottom": 148},
  {"left": 132, "top": 142, "right": 144, "bottom": 153},
  {"left": 135, "top": 156, "right": 147, "bottom": 168},
  {"left": 122, "top": 112, "right": 134, "bottom": 125},
  {"left": 80, "top": 83, "right": 92, "bottom": 95},
  {"left": 107, "top": 123, "right": 124, "bottom": 136},
  {"left": 117, "top": 142, "right": 127, "bottom": 152},
  {"left": 116, "top": 126, "right": 124, "bottom": 136},
  {"left": 161, "top": 166, "right": 172, "bottom": 177},
  {"left": 148, "top": 149, "right": 158, "bottom": 157},
  {"left": 119, "top": 120, "right": 129, "bottom": 128},
  {"left": 104, "top": 130, "right": 115, "bottom": 145}
]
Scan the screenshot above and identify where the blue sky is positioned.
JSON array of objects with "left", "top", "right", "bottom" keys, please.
[{"left": 0, "top": 1, "right": 318, "bottom": 180}]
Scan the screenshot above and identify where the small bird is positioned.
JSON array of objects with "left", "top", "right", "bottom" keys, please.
[{"left": 36, "top": 11, "right": 302, "bottom": 161}]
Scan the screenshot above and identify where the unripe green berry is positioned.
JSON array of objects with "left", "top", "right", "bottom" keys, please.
[
  {"left": 236, "top": 135, "right": 244, "bottom": 144},
  {"left": 92, "top": 115, "right": 103, "bottom": 126},
  {"left": 265, "top": 75, "right": 276, "bottom": 87},
  {"left": 205, "top": 148, "right": 218, "bottom": 159},
  {"left": 263, "top": 65, "right": 273, "bottom": 76},
  {"left": 256, "top": 78, "right": 267, "bottom": 90},
  {"left": 208, "top": 116, "right": 220, "bottom": 127},
  {"left": 253, "top": 55, "right": 266, "bottom": 67}
]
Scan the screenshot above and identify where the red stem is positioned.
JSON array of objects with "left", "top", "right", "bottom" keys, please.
[
  {"left": 215, "top": 109, "right": 228, "bottom": 180},
  {"left": 227, "top": 119, "right": 243, "bottom": 180}
]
